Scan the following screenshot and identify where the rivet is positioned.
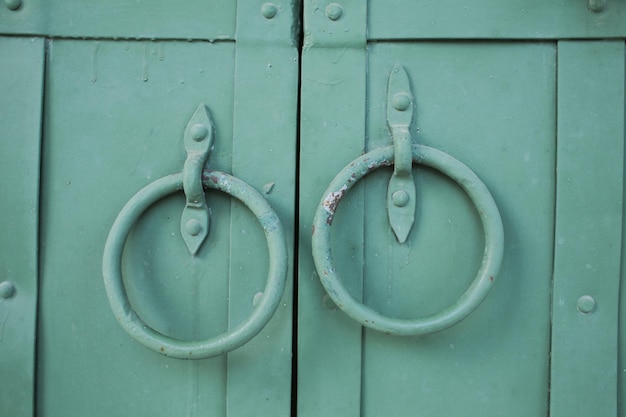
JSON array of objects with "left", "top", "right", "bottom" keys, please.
[
  {"left": 393, "top": 93, "right": 411, "bottom": 111},
  {"left": 185, "top": 219, "right": 202, "bottom": 236},
  {"left": 4, "top": 0, "right": 21, "bottom": 11},
  {"left": 0, "top": 281, "right": 16, "bottom": 299},
  {"left": 252, "top": 292, "right": 264, "bottom": 307},
  {"left": 325, "top": 3, "right": 343, "bottom": 20},
  {"left": 588, "top": 0, "right": 606, "bottom": 12},
  {"left": 577, "top": 295, "right": 596, "bottom": 314},
  {"left": 261, "top": 3, "right": 278, "bottom": 19},
  {"left": 190, "top": 124, "right": 208, "bottom": 142},
  {"left": 322, "top": 294, "right": 337, "bottom": 311},
  {"left": 392, "top": 190, "right": 410, "bottom": 207}
]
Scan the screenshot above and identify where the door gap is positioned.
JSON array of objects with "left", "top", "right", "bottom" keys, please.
[
  {"left": 291, "top": 4, "right": 304, "bottom": 416},
  {"left": 33, "top": 36, "right": 52, "bottom": 417}
]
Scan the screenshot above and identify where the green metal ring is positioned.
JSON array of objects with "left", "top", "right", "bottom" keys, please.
[
  {"left": 103, "top": 171, "right": 287, "bottom": 359},
  {"left": 312, "top": 145, "right": 504, "bottom": 336}
]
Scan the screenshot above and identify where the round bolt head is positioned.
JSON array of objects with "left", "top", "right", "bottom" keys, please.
[
  {"left": 4, "top": 0, "right": 21, "bottom": 10},
  {"left": 393, "top": 92, "right": 411, "bottom": 111},
  {"left": 190, "top": 123, "right": 208, "bottom": 141},
  {"left": 587, "top": 0, "right": 606, "bottom": 12},
  {"left": 261, "top": 3, "right": 278, "bottom": 19},
  {"left": 0, "top": 281, "right": 16, "bottom": 299},
  {"left": 577, "top": 295, "right": 596, "bottom": 314},
  {"left": 392, "top": 190, "right": 410, "bottom": 207},
  {"left": 185, "top": 219, "right": 203, "bottom": 236},
  {"left": 325, "top": 3, "right": 343, "bottom": 20}
]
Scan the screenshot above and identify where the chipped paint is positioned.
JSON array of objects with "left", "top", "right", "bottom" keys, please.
[{"left": 322, "top": 184, "right": 347, "bottom": 224}]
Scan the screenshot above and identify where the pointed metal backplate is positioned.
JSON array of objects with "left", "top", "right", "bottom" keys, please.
[
  {"left": 386, "top": 64, "right": 416, "bottom": 243},
  {"left": 181, "top": 104, "right": 213, "bottom": 255}
]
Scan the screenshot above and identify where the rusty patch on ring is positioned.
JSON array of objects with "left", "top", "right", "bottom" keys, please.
[{"left": 322, "top": 185, "right": 348, "bottom": 225}]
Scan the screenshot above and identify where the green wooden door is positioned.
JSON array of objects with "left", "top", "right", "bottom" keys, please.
[
  {"left": 298, "top": 2, "right": 626, "bottom": 417},
  {"left": 1, "top": 1, "right": 298, "bottom": 416},
  {"left": 1, "top": 1, "right": 626, "bottom": 416}
]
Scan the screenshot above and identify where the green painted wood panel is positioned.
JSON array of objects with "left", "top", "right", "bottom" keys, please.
[
  {"left": 227, "top": 2, "right": 298, "bottom": 416},
  {"left": 298, "top": 1, "right": 367, "bottom": 416},
  {"left": 551, "top": 40, "right": 625, "bottom": 417},
  {"left": 368, "top": 0, "right": 626, "bottom": 40},
  {"left": 360, "top": 42, "right": 555, "bottom": 416},
  {"left": 38, "top": 40, "right": 236, "bottom": 416},
  {"left": 300, "top": 1, "right": 559, "bottom": 407},
  {"left": 0, "top": 36, "right": 44, "bottom": 417},
  {"left": 0, "top": 0, "right": 235, "bottom": 40},
  {"left": 37, "top": 7, "right": 298, "bottom": 412}
]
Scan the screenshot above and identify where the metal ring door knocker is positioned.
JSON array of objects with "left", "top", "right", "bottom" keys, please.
[
  {"left": 312, "top": 65, "right": 504, "bottom": 336},
  {"left": 102, "top": 104, "right": 288, "bottom": 359}
]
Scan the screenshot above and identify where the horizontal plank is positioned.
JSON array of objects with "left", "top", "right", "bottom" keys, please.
[
  {"left": 0, "top": 0, "right": 235, "bottom": 40},
  {"left": 368, "top": 0, "right": 626, "bottom": 39}
]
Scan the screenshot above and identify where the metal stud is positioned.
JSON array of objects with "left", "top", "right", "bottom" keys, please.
[
  {"left": 588, "top": 0, "right": 606, "bottom": 12},
  {"left": 185, "top": 219, "right": 202, "bottom": 236},
  {"left": 4, "top": 0, "right": 21, "bottom": 11},
  {"left": 190, "top": 123, "right": 208, "bottom": 142},
  {"left": 392, "top": 190, "right": 410, "bottom": 207},
  {"left": 261, "top": 3, "right": 278, "bottom": 19},
  {"left": 325, "top": 3, "right": 343, "bottom": 20},
  {"left": 577, "top": 295, "right": 596, "bottom": 314},
  {"left": 0, "top": 281, "right": 16, "bottom": 299},
  {"left": 393, "top": 93, "right": 411, "bottom": 111}
]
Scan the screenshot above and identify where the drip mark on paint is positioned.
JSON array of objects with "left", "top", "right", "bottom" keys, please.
[
  {"left": 91, "top": 42, "right": 100, "bottom": 83},
  {"left": 142, "top": 45, "right": 149, "bottom": 82},
  {"left": 158, "top": 43, "right": 165, "bottom": 61}
]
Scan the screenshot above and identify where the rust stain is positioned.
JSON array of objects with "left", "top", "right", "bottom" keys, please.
[
  {"left": 489, "top": 276, "right": 494, "bottom": 282},
  {"left": 322, "top": 185, "right": 348, "bottom": 224},
  {"left": 311, "top": 225, "right": 315, "bottom": 235}
]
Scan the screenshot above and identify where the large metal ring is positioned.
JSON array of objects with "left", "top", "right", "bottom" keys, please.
[
  {"left": 312, "top": 145, "right": 504, "bottom": 336},
  {"left": 103, "top": 171, "right": 287, "bottom": 359}
]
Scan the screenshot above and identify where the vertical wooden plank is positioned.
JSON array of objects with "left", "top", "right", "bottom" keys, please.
[
  {"left": 551, "top": 40, "right": 625, "bottom": 417},
  {"left": 362, "top": 42, "right": 556, "bottom": 417},
  {"left": 38, "top": 40, "right": 235, "bottom": 416},
  {"left": 0, "top": 36, "right": 44, "bottom": 417},
  {"left": 227, "top": 2, "right": 298, "bottom": 417},
  {"left": 298, "top": 1, "right": 367, "bottom": 416}
]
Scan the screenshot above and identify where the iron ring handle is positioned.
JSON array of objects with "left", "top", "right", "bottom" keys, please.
[
  {"left": 312, "top": 144, "right": 504, "bottom": 336},
  {"left": 103, "top": 171, "right": 287, "bottom": 359}
]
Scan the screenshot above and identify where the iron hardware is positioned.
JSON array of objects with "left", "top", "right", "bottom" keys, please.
[
  {"left": 102, "top": 105, "right": 288, "bottom": 359},
  {"left": 588, "top": 0, "right": 606, "bottom": 12},
  {"left": 311, "top": 65, "right": 505, "bottom": 335},
  {"left": 386, "top": 64, "right": 416, "bottom": 243},
  {"left": 181, "top": 104, "right": 213, "bottom": 255}
]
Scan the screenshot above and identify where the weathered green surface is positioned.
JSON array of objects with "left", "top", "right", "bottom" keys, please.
[
  {"left": 0, "top": 0, "right": 235, "bottom": 40},
  {"left": 38, "top": 39, "right": 235, "bottom": 416},
  {"left": 368, "top": 0, "right": 626, "bottom": 39},
  {"left": 0, "top": 36, "right": 44, "bottom": 417},
  {"left": 298, "top": 2, "right": 625, "bottom": 416},
  {"left": 227, "top": 1, "right": 298, "bottom": 416},
  {"left": 1, "top": 1, "right": 626, "bottom": 415},
  {"left": 298, "top": 1, "right": 367, "bottom": 416},
  {"left": 361, "top": 42, "right": 555, "bottom": 416},
  {"left": 37, "top": 24, "right": 296, "bottom": 414},
  {"left": 551, "top": 40, "right": 625, "bottom": 417}
]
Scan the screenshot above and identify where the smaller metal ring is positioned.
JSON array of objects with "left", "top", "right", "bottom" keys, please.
[
  {"left": 312, "top": 145, "right": 504, "bottom": 336},
  {"left": 103, "top": 171, "right": 287, "bottom": 359}
]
